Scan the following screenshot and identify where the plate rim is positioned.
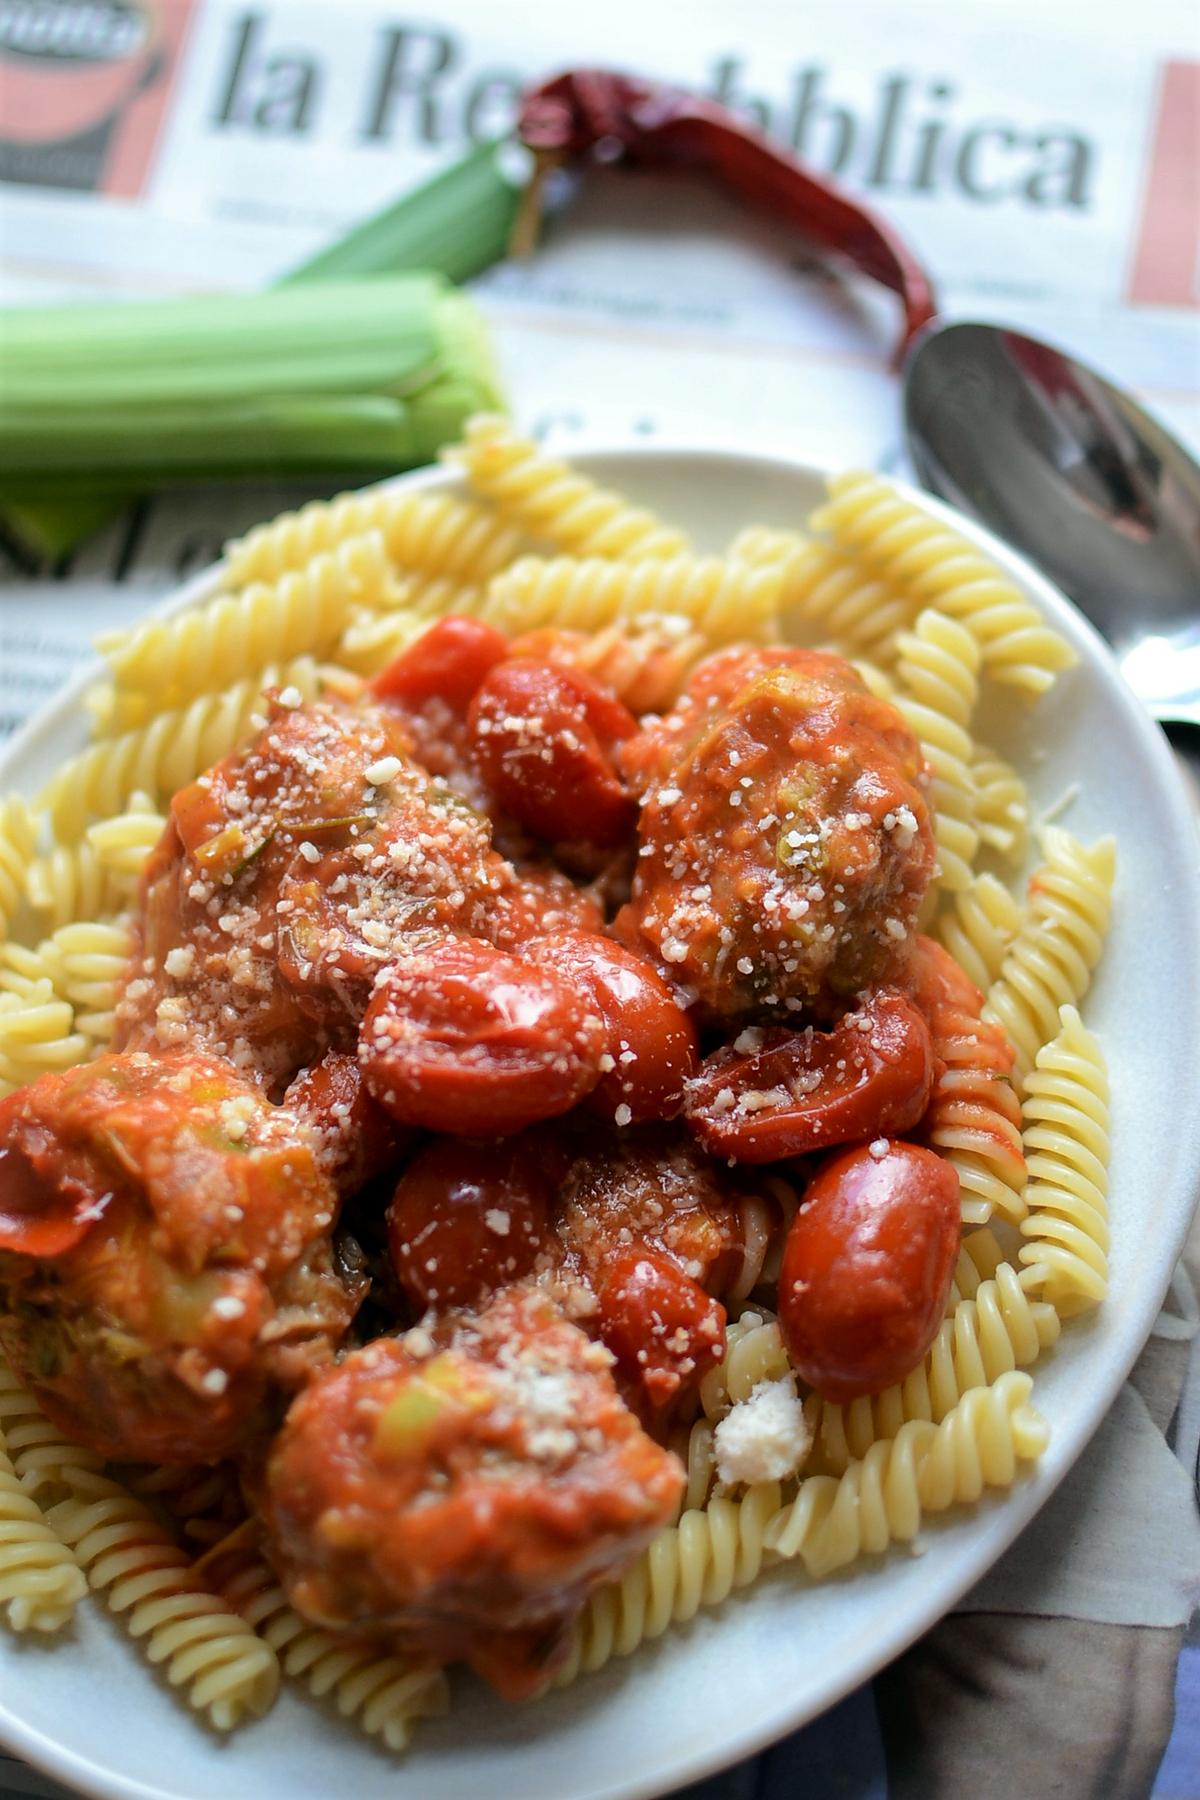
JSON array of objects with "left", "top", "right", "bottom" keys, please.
[{"left": 1, "top": 440, "right": 1198, "bottom": 1800}]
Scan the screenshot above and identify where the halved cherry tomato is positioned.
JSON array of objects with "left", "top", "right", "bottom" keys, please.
[
  {"left": 468, "top": 659, "right": 637, "bottom": 849},
  {"left": 360, "top": 935, "right": 605, "bottom": 1136},
  {"left": 593, "top": 1245, "right": 726, "bottom": 1410},
  {"left": 386, "top": 1133, "right": 561, "bottom": 1311},
  {"left": 683, "top": 991, "right": 935, "bottom": 1163},
  {"left": 284, "top": 1051, "right": 407, "bottom": 1197},
  {"left": 529, "top": 931, "right": 698, "bottom": 1124},
  {"left": 370, "top": 616, "right": 510, "bottom": 711},
  {"left": 778, "top": 1140, "right": 960, "bottom": 1402},
  {"left": 0, "top": 1096, "right": 110, "bottom": 1260}
]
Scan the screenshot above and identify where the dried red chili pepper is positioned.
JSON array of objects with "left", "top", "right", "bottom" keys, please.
[{"left": 515, "top": 69, "right": 938, "bottom": 367}]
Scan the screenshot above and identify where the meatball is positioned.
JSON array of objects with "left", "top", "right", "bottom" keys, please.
[
  {"left": 0, "top": 1050, "right": 361, "bottom": 1463},
  {"left": 259, "top": 1286, "right": 682, "bottom": 1697},
  {"left": 120, "top": 690, "right": 604, "bottom": 1087},
  {"left": 618, "top": 646, "right": 936, "bottom": 1022}
]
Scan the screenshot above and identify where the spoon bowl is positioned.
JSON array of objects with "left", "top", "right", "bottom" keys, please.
[{"left": 904, "top": 320, "right": 1200, "bottom": 727}]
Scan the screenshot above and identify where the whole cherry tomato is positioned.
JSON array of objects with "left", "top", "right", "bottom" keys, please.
[
  {"left": 529, "top": 930, "right": 698, "bottom": 1124},
  {"left": 360, "top": 935, "right": 605, "bottom": 1136},
  {"left": 370, "top": 616, "right": 510, "bottom": 712},
  {"left": 468, "top": 659, "right": 637, "bottom": 849},
  {"left": 593, "top": 1245, "right": 726, "bottom": 1410},
  {"left": 684, "top": 991, "right": 935, "bottom": 1163},
  {"left": 778, "top": 1140, "right": 960, "bottom": 1402},
  {"left": 386, "top": 1134, "right": 560, "bottom": 1311},
  {"left": 284, "top": 1051, "right": 407, "bottom": 1197}
]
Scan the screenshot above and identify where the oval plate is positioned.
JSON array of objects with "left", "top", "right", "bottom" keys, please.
[{"left": 1, "top": 447, "right": 1198, "bottom": 1800}]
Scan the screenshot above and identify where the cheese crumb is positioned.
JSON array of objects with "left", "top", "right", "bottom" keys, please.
[
  {"left": 714, "top": 1379, "right": 811, "bottom": 1486},
  {"left": 364, "top": 755, "right": 402, "bottom": 786}
]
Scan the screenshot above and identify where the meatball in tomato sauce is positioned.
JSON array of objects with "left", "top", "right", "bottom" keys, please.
[
  {"left": 0, "top": 1050, "right": 361, "bottom": 1464},
  {"left": 260, "top": 1285, "right": 682, "bottom": 1697},
  {"left": 618, "top": 646, "right": 936, "bottom": 1022}
]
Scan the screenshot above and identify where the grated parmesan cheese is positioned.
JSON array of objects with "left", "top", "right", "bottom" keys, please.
[{"left": 713, "top": 1379, "right": 811, "bottom": 1486}]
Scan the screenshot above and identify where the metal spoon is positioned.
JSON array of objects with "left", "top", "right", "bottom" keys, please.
[{"left": 903, "top": 320, "right": 1200, "bottom": 728}]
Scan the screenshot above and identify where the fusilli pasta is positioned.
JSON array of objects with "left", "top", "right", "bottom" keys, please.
[
  {"left": 812, "top": 472, "right": 1077, "bottom": 695},
  {"left": 202, "top": 1524, "right": 450, "bottom": 1750},
  {"left": 0, "top": 796, "right": 37, "bottom": 944},
  {"left": 934, "top": 874, "right": 1023, "bottom": 994},
  {"left": 452, "top": 416, "right": 690, "bottom": 561},
  {"left": 554, "top": 1481, "right": 782, "bottom": 1687},
  {"left": 0, "top": 1447, "right": 87, "bottom": 1633},
  {"left": 894, "top": 609, "right": 981, "bottom": 892},
  {"left": 766, "top": 1371, "right": 1048, "bottom": 1574},
  {"left": 98, "top": 536, "right": 386, "bottom": 722},
  {"left": 481, "top": 554, "right": 783, "bottom": 643},
  {"left": 1018, "top": 1006, "right": 1110, "bottom": 1317},
  {"left": 47, "top": 1478, "right": 280, "bottom": 1730},
  {"left": 983, "top": 828, "right": 1116, "bottom": 1086},
  {"left": 225, "top": 485, "right": 522, "bottom": 590}
]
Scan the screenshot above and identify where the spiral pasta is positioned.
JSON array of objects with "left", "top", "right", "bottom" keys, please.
[
  {"left": 84, "top": 793, "right": 166, "bottom": 881},
  {"left": 225, "top": 485, "right": 523, "bottom": 591},
  {"left": 934, "top": 874, "right": 1023, "bottom": 994},
  {"left": 920, "top": 947, "right": 1027, "bottom": 1227},
  {"left": 725, "top": 1175, "right": 801, "bottom": 1305},
  {"left": 98, "top": 537, "right": 386, "bottom": 722},
  {"left": 25, "top": 838, "right": 124, "bottom": 932},
  {"left": 47, "top": 1478, "right": 280, "bottom": 1729},
  {"left": 47, "top": 918, "right": 132, "bottom": 1045},
  {"left": 0, "top": 795, "right": 37, "bottom": 944},
  {"left": 451, "top": 415, "right": 690, "bottom": 559},
  {"left": 0, "top": 1447, "right": 87, "bottom": 1633},
  {"left": 553, "top": 1481, "right": 782, "bottom": 1688},
  {"left": 894, "top": 609, "right": 982, "bottom": 892},
  {"left": 202, "top": 1523, "right": 449, "bottom": 1750},
  {"left": 812, "top": 472, "right": 1077, "bottom": 695},
  {"left": 1018, "top": 1006, "right": 1110, "bottom": 1318},
  {"left": 972, "top": 745, "right": 1029, "bottom": 862},
  {"left": 481, "top": 553, "right": 783, "bottom": 643},
  {"left": 983, "top": 828, "right": 1116, "bottom": 1086},
  {"left": 0, "top": 980, "right": 90, "bottom": 1095},
  {"left": 766, "top": 1371, "right": 1048, "bottom": 1575},
  {"left": 40, "top": 657, "right": 322, "bottom": 842},
  {"left": 0, "top": 1355, "right": 107, "bottom": 1502},
  {"left": 333, "top": 580, "right": 483, "bottom": 676}
]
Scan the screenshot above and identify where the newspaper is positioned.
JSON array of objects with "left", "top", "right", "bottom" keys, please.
[
  {"left": 1, "top": 4, "right": 1199, "bottom": 1797},
  {"left": 2, "top": 0, "right": 1199, "bottom": 714}
]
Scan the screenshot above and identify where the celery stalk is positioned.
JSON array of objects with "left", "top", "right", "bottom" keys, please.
[{"left": 1, "top": 143, "right": 519, "bottom": 556}]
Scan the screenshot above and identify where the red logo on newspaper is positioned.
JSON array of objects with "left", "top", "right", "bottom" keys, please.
[
  {"left": 1127, "top": 60, "right": 1199, "bottom": 308},
  {"left": 0, "top": 0, "right": 197, "bottom": 196}
]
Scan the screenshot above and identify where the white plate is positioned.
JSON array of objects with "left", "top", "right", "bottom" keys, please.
[{"left": 1, "top": 447, "right": 1198, "bottom": 1800}]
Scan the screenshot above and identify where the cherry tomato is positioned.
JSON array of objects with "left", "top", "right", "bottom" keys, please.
[
  {"left": 468, "top": 659, "right": 637, "bottom": 849},
  {"left": 0, "top": 1089, "right": 108, "bottom": 1259},
  {"left": 386, "top": 1134, "right": 561, "bottom": 1311},
  {"left": 778, "top": 1140, "right": 960, "bottom": 1402},
  {"left": 284, "top": 1051, "right": 407, "bottom": 1197},
  {"left": 490, "top": 866, "right": 604, "bottom": 953},
  {"left": 370, "top": 616, "right": 510, "bottom": 712},
  {"left": 593, "top": 1245, "right": 726, "bottom": 1409},
  {"left": 529, "top": 930, "right": 698, "bottom": 1124},
  {"left": 360, "top": 935, "right": 605, "bottom": 1136},
  {"left": 684, "top": 991, "right": 935, "bottom": 1163}
]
